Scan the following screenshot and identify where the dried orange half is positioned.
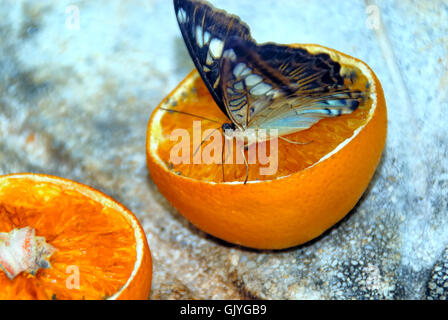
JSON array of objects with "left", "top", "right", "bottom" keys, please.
[
  {"left": 0, "top": 173, "right": 152, "bottom": 300},
  {"left": 146, "top": 44, "right": 387, "bottom": 249}
]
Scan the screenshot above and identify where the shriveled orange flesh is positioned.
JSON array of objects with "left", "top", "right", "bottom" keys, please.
[
  {"left": 157, "top": 58, "right": 373, "bottom": 182},
  {"left": 0, "top": 178, "right": 137, "bottom": 300}
]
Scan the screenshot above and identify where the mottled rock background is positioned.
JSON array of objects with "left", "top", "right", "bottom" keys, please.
[{"left": 0, "top": 0, "right": 447, "bottom": 299}]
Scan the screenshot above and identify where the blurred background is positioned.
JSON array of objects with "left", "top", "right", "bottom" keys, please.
[{"left": 0, "top": 0, "right": 447, "bottom": 299}]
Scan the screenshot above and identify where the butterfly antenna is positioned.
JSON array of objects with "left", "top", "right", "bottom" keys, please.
[
  {"left": 159, "top": 107, "right": 222, "bottom": 124},
  {"left": 279, "top": 136, "right": 313, "bottom": 145},
  {"left": 162, "top": 106, "right": 225, "bottom": 165},
  {"left": 193, "top": 126, "right": 222, "bottom": 158}
]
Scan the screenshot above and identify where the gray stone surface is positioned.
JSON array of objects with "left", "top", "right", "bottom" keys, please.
[{"left": 0, "top": 0, "right": 447, "bottom": 299}]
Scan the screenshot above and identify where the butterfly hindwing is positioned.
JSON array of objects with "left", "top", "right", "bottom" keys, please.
[
  {"left": 219, "top": 37, "right": 290, "bottom": 129},
  {"left": 219, "top": 37, "right": 364, "bottom": 131}
]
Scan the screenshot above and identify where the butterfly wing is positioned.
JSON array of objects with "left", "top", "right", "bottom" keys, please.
[
  {"left": 173, "top": 0, "right": 254, "bottom": 118},
  {"left": 219, "top": 38, "right": 364, "bottom": 133},
  {"left": 175, "top": 0, "right": 364, "bottom": 134},
  {"left": 253, "top": 87, "right": 363, "bottom": 135},
  {"left": 219, "top": 37, "right": 292, "bottom": 129}
]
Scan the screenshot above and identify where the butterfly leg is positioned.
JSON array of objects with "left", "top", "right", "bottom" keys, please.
[
  {"left": 239, "top": 145, "right": 249, "bottom": 184},
  {"left": 221, "top": 133, "right": 235, "bottom": 183},
  {"left": 221, "top": 137, "right": 226, "bottom": 183},
  {"left": 279, "top": 136, "right": 313, "bottom": 145}
]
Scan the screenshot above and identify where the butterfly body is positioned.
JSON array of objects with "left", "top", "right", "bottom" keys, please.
[
  {"left": 221, "top": 123, "right": 273, "bottom": 146},
  {"left": 174, "top": 0, "right": 364, "bottom": 145}
]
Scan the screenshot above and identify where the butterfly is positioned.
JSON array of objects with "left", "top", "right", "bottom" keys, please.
[
  {"left": 174, "top": 0, "right": 364, "bottom": 138},
  {"left": 173, "top": 0, "right": 365, "bottom": 183}
]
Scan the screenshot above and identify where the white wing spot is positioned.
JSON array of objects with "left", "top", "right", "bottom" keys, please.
[
  {"left": 206, "top": 51, "right": 214, "bottom": 65},
  {"left": 195, "top": 25, "right": 203, "bottom": 47},
  {"left": 204, "top": 31, "right": 211, "bottom": 44},
  {"left": 245, "top": 74, "right": 263, "bottom": 87},
  {"left": 271, "top": 89, "right": 282, "bottom": 99},
  {"left": 234, "top": 81, "right": 244, "bottom": 90},
  {"left": 250, "top": 82, "right": 272, "bottom": 95},
  {"left": 177, "top": 8, "right": 188, "bottom": 23},
  {"left": 233, "top": 63, "right": 251, "bottom": 77},
  {"left": 223, "top": 49, "right": 237, "bottom": 61},
  {"left": 227, "top": 87, "right": 236, "bottom": 95},
  {"left": 209, "top": 38, "right": 224, "bottom": 58}
]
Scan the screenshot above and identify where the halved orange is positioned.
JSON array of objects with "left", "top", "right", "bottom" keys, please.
[
  {"left": 0, "top": 173, "right": 152, "bottom": 300},
  {"left": 146, "top": 44, "right": 387, "bottom": 249}
]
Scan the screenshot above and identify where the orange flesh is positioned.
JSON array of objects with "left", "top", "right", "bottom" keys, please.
[
  {"left": 157, "top": 63, "right": 372, "bottom": 182},
  {"left": 0, "top": 179, "right": 137, "bottom": 300}
]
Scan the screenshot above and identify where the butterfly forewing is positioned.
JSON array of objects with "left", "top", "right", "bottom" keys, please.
[
  {"left": 174, "top": 0, "right": 254, "bottom": 117},
  {"left": 256, "top": 44, "right": 345, "bottom": 90}
]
